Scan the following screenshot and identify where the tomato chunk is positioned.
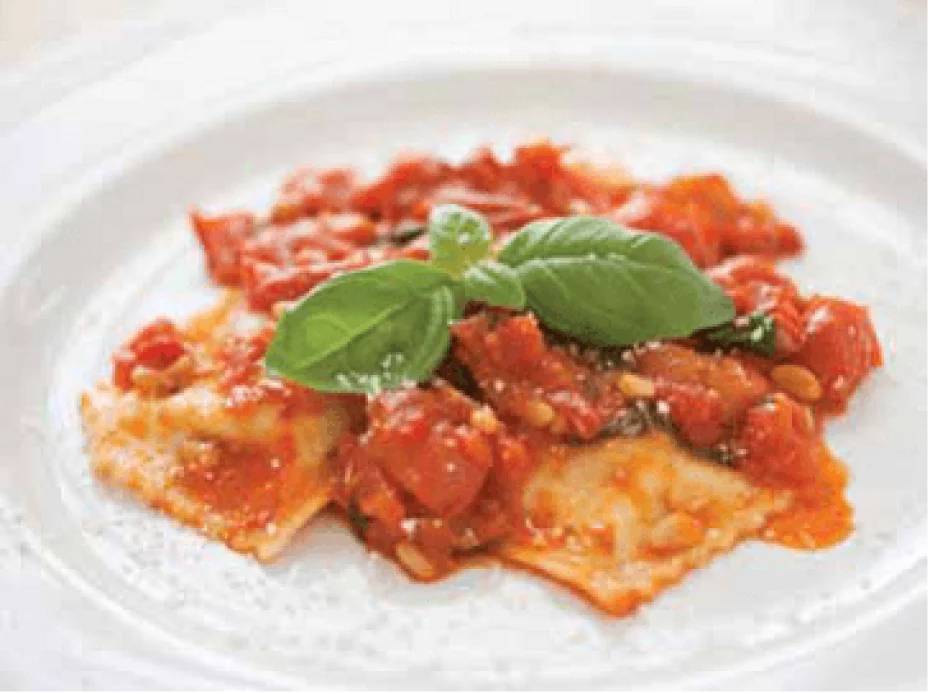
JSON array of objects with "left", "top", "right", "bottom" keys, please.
[
  {"left": 240, "top": 254, "right": 372, "bottom": 311},
  {"left": 613, "top": 176, "right": 802, "bottom": 269},
  {"left": 637, "top": 343, "right": 769, "bottom": 422},
  {"left": 330, "top": 382, "right": 537, "bottom": 573},
  {"left": 656, "top": 381, "right": 727, "bottom": 448},
  {"left": 271, "top": 168, "right": 357, "bottom": 224},
  {"left": 350, "top": 155, "right": 452, "bottom": 221},
  {"left": 707, "top": 256, "right": 805, "bottom": 354},
  {"left": 453, "top": 313, "right": 613, "bottom": 440},
  {"left": 736, "top": 393, "right": 818, "bottom": 489},
  {"left": 351, "top": 387, "right": 495, "bottom": 517},
  {"left": 113, "top": 319, "right": 187, "bottom": 391},
  {"left": 190, "top": 210, "right": 255, "bottom": 285},
  {"left": 797, "top": 296, "right": 882, "bottom": 408}
]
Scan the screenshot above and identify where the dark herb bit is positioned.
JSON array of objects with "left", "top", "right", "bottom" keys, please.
[
  {"left": 387, "top": 224, "right": 427, "bottom": 244},
  {"left": 707, "top": 443, "right": 737, "bottom": 467},
  {"left": 640, "top": 399, "right": 672, "bottom": 429},
  {"left": 601, "top": 407, "right": 648, "bottom": 438},
  {"left": 435, "top": 357, "right": 482, "bottom": 400},
  {"left": 702, "top": 310, "right": 776, "bottom": 357},
  {"left": 347, "top": 499, "right": 370, "bottom": 536},
  {"left": 759, "top": 393, "right": 776, "bottom": 407}
]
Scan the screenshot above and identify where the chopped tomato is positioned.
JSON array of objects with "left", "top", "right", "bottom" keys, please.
[
  {"left": 350, "top": 154, "right": 452, "bottom": 220},
  {"left": 113, "top": 319, "right": 187, "bottom": 391},
  {"left": 722, "top": 200, "right": 802, "bottom": 259},
  {"left": 270, "top": 168, "right": 357, "bottom": 224},
  {"left": 215, "top": 325, "right": 276, "bottom": 393},
  {"left": 797, "top": 296, "right": 882, "bottom": 408},
  {"left": 240, "top": 253, "right": 372, "bottom": 311},
  {"left": 347, "top": 387, "right": 494, "bottom": 517},
  {"left": 453, "top": 313, "right": 613, "bottom": 439},
  {"left": 612, "top": 176, "right": 802, "bottom": 268},
  {"left": 736, "top": 393, "right": 818, "bottom": 489},
  {"left": 636, "top": 343, "right": 770, "bottom": 422},
  {"left": 707, "top": 256, "right": 805, "bottom": 354},
  {"left": 332, "top": 433, "right": 407, "bottom": 552},
  {"left": 415, "top": 184, "right": 545, "bottom": 234},
  {"left": 509, "top": 141, "right": 590, "bottom": 214},
  {"left": 191, "top": 145, "right": 806, "bottom": 319},
  {"left": 190, "top": 210, "right": 256, "bottom": 285},
  {"left": 214, "top": 324, "right": 339, "bottom": 415},
  {"left": 329, "top": 383, "right": 537, "bottom": 569},
  {"left": 735, "top": 392, "right": 851, "bottom": 549},
  {"left": 706, "top": 255, "right": 795, "bottom": 289},
  {"left": 656, "top": 381, "right": 727, "bottom": 448},
  {"left": 457, "top": 146, "right": 507, "bottom": 190},
  {"left": 322, "top": 212, "right": 378, "bottom": 245},
  {"left": 612, "top": 184, "right": 723, "bottom": 268}
]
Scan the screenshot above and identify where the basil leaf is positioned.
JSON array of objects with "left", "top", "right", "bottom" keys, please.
[
  {"left": 499, "top": 216, "right": 734, "bottom": 345},
  {"left": 703, "top": 310, "right": 776, "bottom": 357},
  {"left": 428, "top": 204, "right": 491, "bottom": 276},
  {"left": 265, "top": 260, "right": 458, "bottom": 393},
  {"left": 455, "top": 260, "right": 526, "bottom": 309}
]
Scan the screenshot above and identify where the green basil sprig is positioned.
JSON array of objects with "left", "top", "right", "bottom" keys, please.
[
  {"left": 428, "top": 204, "right": 491, "bottom": 277},
  {"left": 266, "top": 205, "right": 523, "bottom": 393},
  {"left": 265, "top": 207, "right": 734, "bottom": 393}
]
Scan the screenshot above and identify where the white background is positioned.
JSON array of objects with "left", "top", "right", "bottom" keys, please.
[
  {"left": 0, "top": 0, "right": 925, "bottom": 145},
  {"left": 0, "top": 0, "right": 246, "bottom": 63},
  {"left": 0, "top": 0, "right": 927, "bottom": 82}
]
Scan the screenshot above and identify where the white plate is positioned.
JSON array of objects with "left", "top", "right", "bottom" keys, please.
[{"left": 0, "top": 12, "right": 925, "bottom": 689}]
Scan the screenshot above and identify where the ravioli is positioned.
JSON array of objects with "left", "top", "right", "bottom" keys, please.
[
  {"left": 80, "top": 295, "right": 351, "bottom": 561},
  {"left": 500, "top": 433, "right": 790, "bottom": 615}
]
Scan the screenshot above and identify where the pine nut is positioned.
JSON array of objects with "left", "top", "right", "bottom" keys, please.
[
  {"left": 616, "top": 373, "right": 656, "bottom": 399},
  {"left": 469, "top": 406, "right": 500, "bottom": 435},
  {"left": 548, "top": 413, "right": 568, "bottom": 436},
  {"left": 524, "top": 399, "right": 555, "bottom": 428},
  {"left": 771, "top": 365, "right": 823, "bottom": 402},
  {"left": 395, "top": 541, "right": 436, "bottom": 580}
]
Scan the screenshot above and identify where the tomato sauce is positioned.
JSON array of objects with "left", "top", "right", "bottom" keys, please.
[
  {"left": 112, "top": 318, "right": 189, "bottom": 392},
  {"left": 114, "top": 143, "right": 882, "bottom": 579},
  {"left": 189, "top": 143, "right": 803, "bottom": 313},
  {"left": 171, "top": 437, "right": 297, "bottom": 534},
  {"left": 328, "top": 385, "right": 546, "bottom": 575},
  {"left": 212, "top": 325, "right": 340, "bottom": 416}
]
